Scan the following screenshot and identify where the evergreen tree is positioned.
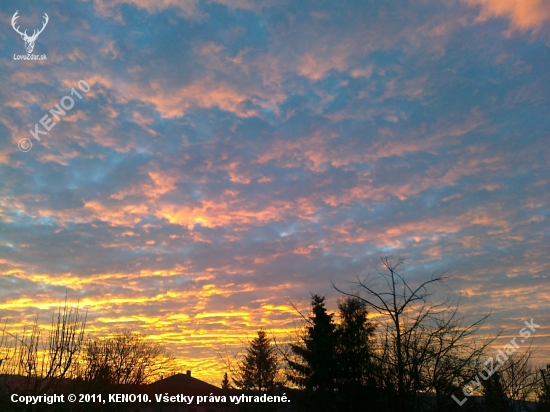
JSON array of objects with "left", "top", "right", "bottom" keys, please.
[
  {"left": 335, "top": 296, "right": 376, "bottom": 411},
  {"left": 336, "top": 296, "right": 375, "bottom": 385},
  {"left": 221, "top": 372, "right": 231, "bottom": 389},
  {"left": 233, "top": 330, "right": 278, "bottom": 392},
  {"left": 483, "top": 371, "right": 511, "bottom": 412},
  {"left": 538, "top": 365, "right": 550, "bottom": 412},
  {"left": 287, "top": 294, "right": 338, "bottom": 410}
]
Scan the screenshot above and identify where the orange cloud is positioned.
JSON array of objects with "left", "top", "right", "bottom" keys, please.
[
  {"left": 93, "top": 0, "right": 202, "bottom": 20},
  {"left": 122, "top": 77, "right": 278, "bottom": 119},
  {"left": 463, "top": 0, "right": 550, "bottom": 32}
]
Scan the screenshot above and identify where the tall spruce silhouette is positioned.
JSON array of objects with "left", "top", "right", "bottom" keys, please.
[
  {"left": 538, "top": 365, "right": 550, "bottom": 412},
  {"left": 483, "top": 372, "right": 511, "bottom": 412},
  {"left": 233, "top": 330, "right": 277, "bottom": 392},
  {"left": 336, "top": 296, "right": 376, "bottom": 411},
  {"left": 287, "top": 295, "right": 338, "bottom": 411},
  {"left": 221, "top": 372, "right": 231, "bottom": 389}
]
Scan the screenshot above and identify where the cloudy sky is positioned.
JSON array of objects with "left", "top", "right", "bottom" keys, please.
[{"left": 1, "top": 0, "right": 549, "bottom": 383}]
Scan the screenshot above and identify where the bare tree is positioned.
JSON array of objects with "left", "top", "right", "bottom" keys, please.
[
  {"left": 0, "top": 318, "right": 15, "bottom": 373},
  {"left": 0, "top": 300, "right": 87, "bottom": 396},
  {"left": 0, "top": 318, "right": 17, "bottom": 398},
  {"left": 497, "top": 349, "right": 541, "bottom": 412},
  {"left": 333, "top": 257, "right": 495, "bottom": 412},
  {"left": 82, "top": 331, "right": 173, "bottom": 385}
]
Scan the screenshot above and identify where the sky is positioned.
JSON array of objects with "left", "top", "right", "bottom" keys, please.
[{"left": 0, "top": 0, "right": 549, "bottom": 384}]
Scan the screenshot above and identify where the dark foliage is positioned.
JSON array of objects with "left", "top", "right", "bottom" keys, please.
[
  {"left": 233, "top": 330, "right": 278, "bottom": 392},
  {"left": 287, "top": 294, "right": 338, "bottom": 411},
  {"left": 483, "top": 372, "right": 512, "bottom": 412}
]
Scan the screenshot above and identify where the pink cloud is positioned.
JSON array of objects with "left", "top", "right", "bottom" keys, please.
[
  {"left": 93, "top": 0, "right": 202, "bottom": 20},
  {"left": 463, "top": 0, "right": 550, "bottom": 32}
]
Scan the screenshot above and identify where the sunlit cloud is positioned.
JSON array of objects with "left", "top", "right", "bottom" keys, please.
[
  {"left": 463, "top": 0, "right": 550, "bottom": 32},
  {"left": 0, "top": 0, "right": 549, "bottom": 384}
]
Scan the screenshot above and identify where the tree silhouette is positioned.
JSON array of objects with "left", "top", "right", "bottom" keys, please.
[
  {"left": 497, "top": 349, "right": 540, "bottom": 411},
  {"left": 333, "top": 257, "right": 495, "bottom": 412},
  {"left": 287, "top": 295, "right": 338, "bottom": 411},
  {"left": 483, "top": 371, "right": 511, "bottom": 412},
  {"left": 335, "top": 296, "right": 377, "bottom": 411},
  {"left": 233, "top": 330, "right": 278, "bottom": 392},
  {"left": 8, "top": 301, "right": 86, "bottom": 395},
  {"left": 82, "top": 331, "right": 172, "bottom": 385},
  {"left": 538, "top": 365, "right": 550, "bottom": 412},
  {"left": 222, "top": 372, "right": 231, "bottom": 389}
]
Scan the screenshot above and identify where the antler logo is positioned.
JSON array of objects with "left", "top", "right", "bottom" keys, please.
[{"left": 12, "top": 11, "right": 49, "bottom": 54}]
